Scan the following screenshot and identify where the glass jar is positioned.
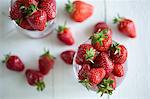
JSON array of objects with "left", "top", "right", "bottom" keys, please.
[{"left": 10, "top": 0, "right": 56, "bottom": 39}]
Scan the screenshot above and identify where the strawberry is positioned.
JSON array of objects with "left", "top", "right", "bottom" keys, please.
[
  {"left": 75, "top": 44, "right": 96, "bottom": 65},
  {"left": 108, "top": 74, "right": 116, "bottom": 89},
  {"left": 57, "top": 24, "right": 74, "bottom": 45},
  {"left": 113, "top": 64, "right": 124, "bottom": 77},
  {"left": 78, "top": 64, "right": 91, "bottom": 80},
  {"left": 90, "top": 29, "right": 112, "bottom": 52},
  {"left": 25, "top": 69, "right": 45, "bottom": 91},
  {"left": 10, "top": 1, "right": 23, "bottom": 20},
  {"left": 17, "top": 18, "right": 34, "bottom": 30},
  {"left": 38, "top": 0, "right": 54, "bottom": 4},
  {"left": 94, "top": 52, "right": 114, "bottom": 77},
  {"left": 26, "top": 5, "right": 47, "bottom": 31},
  {"left": 88, "top": 68, "right": 106, "bottom": 85},
  {"left": 65, "top": 0, "right": 93, "bottom": 22},
  {"left": 60, "top": 50, "right": 75, "bottom": 65},
  {"left": 22, "top": 0, "right": 38, "bottom": 7},
  {"left": 97, "top": 74, "right": 116, "bottom": 96},
  {"left": 2, "top": 54, "right": 25, "bottom": 72},
  {"left": 94, "top": 22, "right": 112, "bottom": 35},
  {"left": 39, "top": 49, "right": 55, "bottom": 75},
  {"left": 38, "top": 0, "right": 56, "bottom": 21},
  {"left": 109, "top": 42, "right": 127, "bottom": 64},
  {"left": 94, "top": 22, "right": 108, "bottom": 32},
  {"left": 113, "top": 15, "right": 136, "bottom": 38},
  {"left": 79, "top": 67, "right": 105, "bottom": 90}
]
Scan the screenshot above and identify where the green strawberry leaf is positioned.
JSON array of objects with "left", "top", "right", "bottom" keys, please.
[
  {"left": 65, "top": 0, "right": 73, "bottom": 13},
  {"left": 85, "top": 48, "right": 95, "bottom": 63},
  {"left": 2, "top": 52, "right": 11, "bottom": 63},
  {"left": 91, "top": 29, "right": 108, "bottom": 46},
  {"left": 41, "top": 48, "right": 56, "bottom": 59},
  {"left": 36, "top": 80, "right": 45, "bottom": 91},
  {"left": 79, "top": 79, "right": 91, "bottom": 91},
  {"left": 15, "top": 19, "right": 21, "bottom": 24},
  {"left": 111, "top": 42, "right": 121, "bottom": 55},
  {"left": 57, "top": 21, "right": 68, "bottom": 33},
  {"left": 97, "top": 78, "right": 114, "bottom": 97},
  {"left": 113, "top": 14, "right": 124, "bottom": 24},
  {"left": 24, "top": 4, "right": 37, "bottom": 16}
]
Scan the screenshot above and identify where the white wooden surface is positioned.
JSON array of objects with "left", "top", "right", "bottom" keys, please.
[{"left": 0, "top": 0, "right": 150, "bottom": 99}]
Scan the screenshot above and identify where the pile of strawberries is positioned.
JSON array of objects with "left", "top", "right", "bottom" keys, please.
[
  {"left": 75, "top": 22, "right": 128, "bottom": 96},
  {"left": 10, "top": 0, "right": 56, "bottom": 31},
  {"left": 6, "top": 0, "right": 137, "bottom": 95},
  {"left": 2, "top": 50, "right": 55, "bottom": 91}
]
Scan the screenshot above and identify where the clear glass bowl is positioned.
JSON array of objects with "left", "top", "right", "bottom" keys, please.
[
  {"left": 10, "top": 0, "right": 56, "bottom": 39},
  {"left": 73, "top": 39, "right": 128, "bottom": 91}
]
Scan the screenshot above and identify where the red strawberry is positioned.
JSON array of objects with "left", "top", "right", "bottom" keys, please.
[
  {"left": 113, "top": 15, "right": 136, "bottom": 38},
  {"left": 65, "top": 0, "right": 94, "bottom": 22},
  {"left": 17, "top": 18, "right": 34, "bottom": 30},
  {"left": 109, "top": 42, "right": 127, "bottom": 64},
  {"left": 78, "top": 64, "right": 91, "bottom": 80},
  {"left": 90, "top": 29, "right": 112, "bottom": 52},
  {"left": 60, "top": 50, "right": 75, "bottom": 65},
  {"left": 97, "top": 74, "right": 116, "bottom": 96},
  {"left": 38, "top": 0, "right": 54, "bottom": 4},
  {"left": 94, "top": 52, "right": 114, "bottom": 77},
  {"left": 88, "top": 68, "right": 106, "bottom": 85},
  {"left": 2, "top": 54, "right": 25, "bottom": 72},
  {"left": 25, "top": 69, "right": 45, "bottom": 91},
  {"left": 57, "top": 24, "right": 74, "bottom": 45},
  {"left": 94, "top": 22, "right": 112, "bottom": 35},
  {"left": 38, "top": 0, "right": 56, "bottom": 21},
  {"left": 39, "top": 50, "right": 55, "bottom": 75},
  {"left": 22, "top": 0, "right": 38, "bottom": 7},
  {"left": 94, "top": 22, "right": 109, "bottom": 32},
  {"left": 75, "top": 44, "right": 96, "bottom": 65},
  {"left": 113, "top": 64, "right": 124, "bottom": 77},
  {"left": 26, "top": 5, "right": 47, "bottom": 31},
  {"left": 108, "top": 74, "right": 116, "bottom": 89},
  {"left": 10, "top": 1, "right": 23, "bottom": 20}
]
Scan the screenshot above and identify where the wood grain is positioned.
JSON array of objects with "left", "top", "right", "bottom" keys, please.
[
  {"left": 106, "top": 0, "right": 150, "bottom": 99},
  {"left": 0, "top": 0, "right": 150, "bottom": 99}
]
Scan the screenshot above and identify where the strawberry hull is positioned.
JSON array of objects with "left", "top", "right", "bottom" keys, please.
[
  {"left": 91, "top": 29, "right": 112, "bottom": 52},
  {"left": 110, "top": 44, "right": 128, "bottom": 64},
  {"left": 75, "top": 44, "right": 96, "bottom": 65}
]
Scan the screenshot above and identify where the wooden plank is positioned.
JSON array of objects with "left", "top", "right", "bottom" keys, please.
[
  {"left": 1, "top": 0, "right": 149, "bottom": 99},
  {"left": 0, "top": 37, "right": 55, "bottom": 99},
  {"left": 105, "top": 0, "right": 150, "bottom": 99},
  {"left": 0, "top": 0, "right": 16, "bottom": 35},
  {"left": 53, "top": 0, "right": 107, "bottom": 99},
  {"left": 0, "top": 0, "right": 107, "bottom": 99}
]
